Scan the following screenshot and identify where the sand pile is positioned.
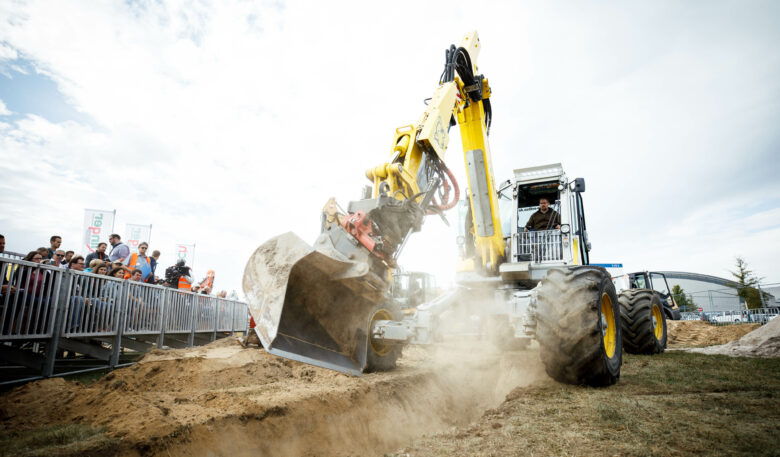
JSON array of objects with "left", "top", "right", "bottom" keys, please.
[
  {"left": 687, "top": 317, "right": 780, "bottom": 358},
  {"left": 667, "top": 320, "right": 759, "bottom": 348},
  {"left": 0, "top": 337, "right": 544, "bottom": 456}
]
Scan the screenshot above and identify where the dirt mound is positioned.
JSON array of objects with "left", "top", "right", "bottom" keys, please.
[
  {"left": 687, "top": 317, "right": 780, "bottom": 358},
  {"left": 667, "top": 320, "right": 759, "bottom": 348},
  {"left": 0, "top": 337, "right": 546, "bottom": 456}
]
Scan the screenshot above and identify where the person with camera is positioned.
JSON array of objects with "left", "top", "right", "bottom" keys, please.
[{"left": 165, "top": 259, "right": 193, "bottom": 290}]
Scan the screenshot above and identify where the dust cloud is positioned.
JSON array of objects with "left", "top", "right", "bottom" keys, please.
[{"left": 164, "top": 340, "right": 546, "bottom": 457}]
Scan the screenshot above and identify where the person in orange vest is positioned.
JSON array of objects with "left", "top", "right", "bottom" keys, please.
[
  {"left": 123, "top": 242, "right": 153, "bottom": 281},
  {"left": 174, "top": 259, "right": 194, "bottom": 290}
]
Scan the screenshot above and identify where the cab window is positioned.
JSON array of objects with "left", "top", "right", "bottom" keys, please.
[{"left": 650, "top": 273, "right": 669, "bottom": 295}]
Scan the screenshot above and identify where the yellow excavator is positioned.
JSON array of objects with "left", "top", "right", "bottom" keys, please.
[{"left": 243, "top": 31, "right": 624, "bottom": 386}]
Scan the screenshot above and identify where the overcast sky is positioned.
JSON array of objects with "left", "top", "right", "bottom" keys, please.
[{"left": 1, "top": 0, "right": 778, "bottom": 296}]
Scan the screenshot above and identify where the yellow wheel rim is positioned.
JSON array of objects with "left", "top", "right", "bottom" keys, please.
[
  {"left": 369, "top": 309, "right": 393, "bottom": 356},
  {"left": 600, "top": 293, "right": 616, "bottom": 358},
  {"left": 652, "top": 304, "right": 664, "bottom": 340}
]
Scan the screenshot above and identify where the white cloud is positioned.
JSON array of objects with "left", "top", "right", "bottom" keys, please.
[
  {"left": 0, "top": 0, "right": 778, "bottom": 297},
  {"left": 0, "top": 99, "right": 11, "bottom": 115}
]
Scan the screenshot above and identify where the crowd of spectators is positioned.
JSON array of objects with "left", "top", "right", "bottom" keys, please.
[{"left": 1, "top": 233, "right": 227, "bottom": 297}]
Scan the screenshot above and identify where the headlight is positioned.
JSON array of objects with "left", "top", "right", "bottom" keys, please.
[
  {"left": 560, "top": 224, "right": 570, "bottom": 234},
  {"left": 456, "top": 235, "right": 465, "bottom": 246}
]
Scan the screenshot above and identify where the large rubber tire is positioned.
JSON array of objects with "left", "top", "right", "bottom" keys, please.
[
  {"left": 619, "top": 289, "right": 668, "bottom": 354},
  {"left": 365, "top": 302, "right": 403, "bottom": 372},
  {"left": 536, "top": 266, "right": 622, "bottom": 387}
]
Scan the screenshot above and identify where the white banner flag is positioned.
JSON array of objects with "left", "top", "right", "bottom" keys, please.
[
  {"left": 175, "top": 243, "right": 196, "bottom": 269},
  {"left": 125, "top": 224, "right": 152, "bottom": 254},
  {"left": 82, "top": 208, "right": 116, "bottom": 255}
]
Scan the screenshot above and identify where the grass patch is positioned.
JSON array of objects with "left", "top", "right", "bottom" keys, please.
[
  {"left": 400, "top": 353, "right": 780, "bottom": 456},
  {"left": 0, "top": 424, "right": 119, "bottom": 457},
  {"left": 63, "top": 369, "right": 111, "bottom": 386}
]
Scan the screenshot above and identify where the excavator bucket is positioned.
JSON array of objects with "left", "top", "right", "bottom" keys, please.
[{"left": 242, "top": 232, "right": 387, "bottom": 375}]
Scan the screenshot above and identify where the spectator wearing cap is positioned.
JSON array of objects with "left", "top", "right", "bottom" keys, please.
[
  {"left": 85, "top": 242, "right": 109, "bottom": 266},
  {"left": 46, "top": 235, "right": 62, "bottom": 260},
  {"left": 108, "top": 234, "right": 130, "bottom": 263}
]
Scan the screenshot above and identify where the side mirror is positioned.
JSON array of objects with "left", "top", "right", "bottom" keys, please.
[{"left": 573, "top": 178, "right": 586, "bottom": 193}]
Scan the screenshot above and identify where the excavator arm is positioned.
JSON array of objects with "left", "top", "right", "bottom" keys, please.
[
  {"left": 243, "top": 31, "right": 505, "bottom": 375},
  {"left": 363, "top": 30, "right": 505, "bottom": 273}
]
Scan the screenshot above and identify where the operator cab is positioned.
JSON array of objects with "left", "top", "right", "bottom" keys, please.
[
  {"left": 458, "top": 163, "right": 591, "bottom": 283},
  {"left": 392, "top": 271, "right": 438, "bottom": 309},
  {"left": 627, "top": 271, "right": 682, "bottom": 320}
]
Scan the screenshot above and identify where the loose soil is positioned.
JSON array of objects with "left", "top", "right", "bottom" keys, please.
[
  {"left": 0, "top": 338, "right": 545, "bottom": 456},
  {"left": 686, "top": 316, "right": 780, "bottom": 358},
  {"left": 667, "top": 320, "right": 760, "bottom": 348},
  {"left": 1, "top": 320, "right": 776, "bottom": 456}
]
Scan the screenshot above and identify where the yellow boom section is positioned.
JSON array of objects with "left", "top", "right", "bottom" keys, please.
[
  {"left": 365, "top": 30, "right": 506, "bottom": 273},
  {"left": 457, "top": 78, "right": 505, "bottom": 273}
]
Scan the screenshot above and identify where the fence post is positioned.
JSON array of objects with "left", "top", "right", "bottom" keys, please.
[
  {"left": 211, "top": 297, "right": 218, "bottom": 342},
  {"left": 188, "top": 292, "right": 196, "bottom": 347},
  {"left": 157, "top": 288, "right": 167, "bottom": 349},
  {"left": 109, "top": 280, "right": 128, "bottom": 367},
  {"left": 42, "top": 270, "right": 71, "bottom": 377},
  {"left": 231, "top": 301, "right": 236, "bottom": 335}
]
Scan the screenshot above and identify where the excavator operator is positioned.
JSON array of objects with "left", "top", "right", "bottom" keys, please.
[{"left": 525, "top": 197, "right": 561, "bottom": 231}]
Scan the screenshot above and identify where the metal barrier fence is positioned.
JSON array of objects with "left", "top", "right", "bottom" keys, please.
[
  {"left": 0, "top": 257, "right": 249, "bottom": 386},
  {"left": 678, "top": 308, "right": 779, "bottom": 326},
  {"left": 0, "top": 251, "right": 25, "bottom": 261},
  {"left": 515, "top": 230, "right": 563, "bottom": 263}
]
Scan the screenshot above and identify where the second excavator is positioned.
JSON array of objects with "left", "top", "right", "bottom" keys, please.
[{"left": 243, "top": 31, "right": 624, "bottom": 386}]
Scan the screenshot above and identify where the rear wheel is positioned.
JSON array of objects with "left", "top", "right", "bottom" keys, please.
[
  {"left": 619, "top": 289, "right": 667, "bottom": 354},
  {"left": 536, "top": 266, "right": 622, "bottom": 387},
  {"left": 365, "top": 303, "right": 403, "bottom": 372}
]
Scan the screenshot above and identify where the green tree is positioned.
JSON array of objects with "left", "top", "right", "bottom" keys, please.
[
  {"left": 729, "top": 257, "right": 770, "bottom": 309},
  {"left": 671, "top": 284, "right": 696, "bottom": 312}
]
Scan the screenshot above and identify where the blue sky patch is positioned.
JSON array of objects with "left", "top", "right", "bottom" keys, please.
[{"left": 0, "top": 58, "right": 93, "bottom": 125}]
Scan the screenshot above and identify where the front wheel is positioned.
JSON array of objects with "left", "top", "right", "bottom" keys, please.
[
  {"left": 536, "top": 266, "right": 622, "bottom": 387},
  {"left": 364, "top": 303, "right": 403, "bottom": 372}
]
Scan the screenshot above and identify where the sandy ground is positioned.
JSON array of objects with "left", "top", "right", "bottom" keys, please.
[
  {"left": 685, "top": 316, "right": 780, "bottom": 357},
  {"left": 1, "top": 319, "right": 776, "bottom": 456},
  {"left": 0, "top": 338, "right": 546, "bottom": 456},
  {"left": 667, "top": 320, "right": 760, "bottom": 348}
]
